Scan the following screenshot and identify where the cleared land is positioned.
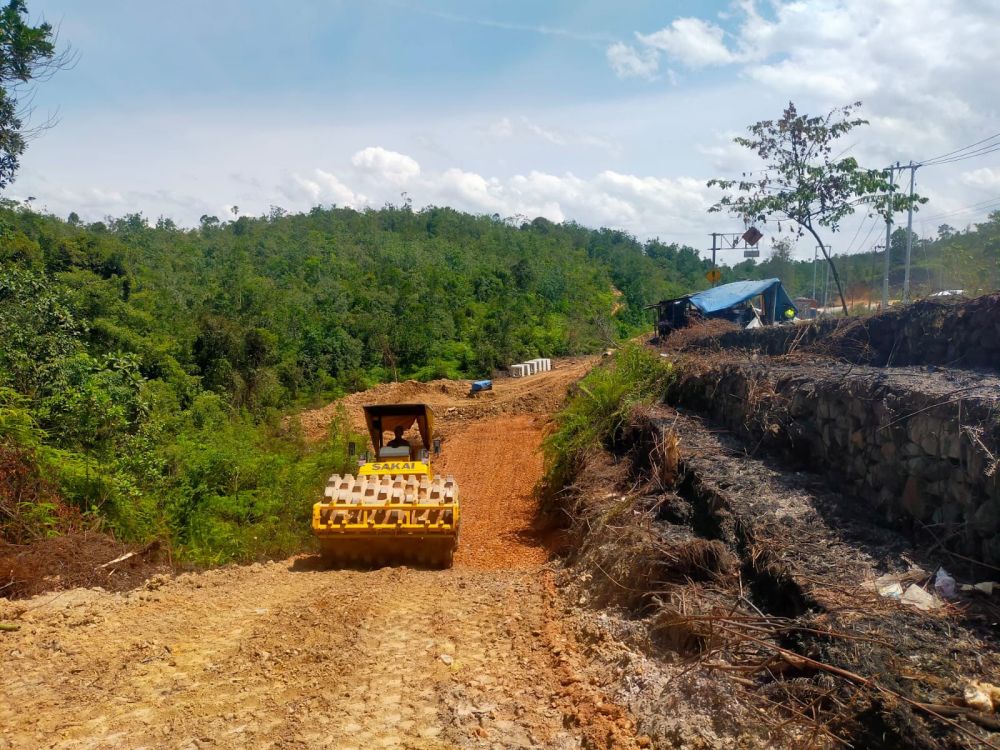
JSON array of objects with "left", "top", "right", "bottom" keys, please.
[{"left": 1, "top": 358, "right": 649, "bottom": 750}]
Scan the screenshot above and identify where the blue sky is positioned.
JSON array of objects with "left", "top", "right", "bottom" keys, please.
[{"left": 13, "top": 0, "right": 1000, "bottom": 257}]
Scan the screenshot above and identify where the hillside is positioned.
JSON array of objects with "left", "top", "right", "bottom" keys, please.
[{"left": 0, "top": 200, "right": 708, "bottom": 563}]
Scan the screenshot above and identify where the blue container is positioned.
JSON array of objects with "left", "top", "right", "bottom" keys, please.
[{"left": 470, "top": 379, "right": 493, "bottom": 393}]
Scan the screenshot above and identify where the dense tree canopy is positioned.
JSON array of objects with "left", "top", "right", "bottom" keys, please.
[{"left": 0, "top": 200, "right": 710, "bottom": 561}]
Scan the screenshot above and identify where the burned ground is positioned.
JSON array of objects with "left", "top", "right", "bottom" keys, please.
[
  {"left": 665, "top": 292, "right": 1000, "bottom": 370},
  {"left": 552, "top": 403, "right": 1000, "bottom": 748},
  {"left": 544, "top": 294, "right": 1000, "bottom": 748}
]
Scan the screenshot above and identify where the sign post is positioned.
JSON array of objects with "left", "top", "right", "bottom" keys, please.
[{"left": 707, "top": 228, "right": 764, "bottom": 286}]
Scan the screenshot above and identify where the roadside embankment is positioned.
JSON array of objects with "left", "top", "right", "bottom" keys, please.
[
  {"left": 544, "top": 344, "right": 1000, "bottom": 748},
  {"left": 670, "top": 359, "right": 1000, "bottom": 570},
  {"left": 675, "top": 293, "right": 1000, "bottom": 370}
]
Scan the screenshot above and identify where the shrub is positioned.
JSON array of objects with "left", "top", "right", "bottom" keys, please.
[{"left": 542, "top": 345, "right": 674, "bottom": 498}]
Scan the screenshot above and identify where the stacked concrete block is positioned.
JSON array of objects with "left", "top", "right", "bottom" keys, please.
[
  {"left": 510, "top": 358, "right": 552, "bottom": 377},
  {"left": 532, "top": 358, "right": 551, "bottom": 372}
]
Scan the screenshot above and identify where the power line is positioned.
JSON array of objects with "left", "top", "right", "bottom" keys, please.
[
  {"left": 922, "top": 143, "right": 1000, "bottom": 167},
  {"left": 855, "top": 214, "right": 882, "bottom": 255},
  {"left": 844, "top": 211, "right": 877, "bottom": 254},
  {"left": 918, "top": 195, "right": 1000, "bottom": 223},
  {"left": 920, "top": 132, "right": 1000, "bottom": 164}
]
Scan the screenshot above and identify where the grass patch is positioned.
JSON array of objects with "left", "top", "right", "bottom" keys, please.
[{"left": 542, "top": 344, "right": 675, "bottom": 500}]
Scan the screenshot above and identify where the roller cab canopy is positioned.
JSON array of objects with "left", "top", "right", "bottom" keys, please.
[{"left": 363, "top": 403, "right": 435, "bottom": 451}]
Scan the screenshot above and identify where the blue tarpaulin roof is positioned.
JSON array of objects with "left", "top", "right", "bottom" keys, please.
[{"left": 688, "top": 278, "right": 796, "bottom": 316}]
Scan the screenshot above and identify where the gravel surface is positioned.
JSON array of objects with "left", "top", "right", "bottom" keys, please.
[
  {"left": 0, "top": 563, "right": 642, "bottom": 750},
  {"left": 0, "top": 356, "right": 652, "bottom": 750}
]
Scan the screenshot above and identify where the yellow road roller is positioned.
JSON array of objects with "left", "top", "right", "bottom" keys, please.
[{"left": 312, "top": 403, "right": 459, "bottom": 567}]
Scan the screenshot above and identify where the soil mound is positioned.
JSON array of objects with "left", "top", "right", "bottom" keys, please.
[{"left": 0, "top": 532, "right": 167, "bottom": 599}]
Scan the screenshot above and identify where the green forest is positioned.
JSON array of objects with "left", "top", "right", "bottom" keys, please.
[{"left": 0, "top": 200, "right": 710, "bottom": 562}]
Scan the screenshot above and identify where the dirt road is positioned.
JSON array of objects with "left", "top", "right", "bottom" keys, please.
[
  {"left": 295, "top": 357, "right": 598, "bottom": 442},
  {"left": 1, "top": 564, "right": 638, "bottom": 750},
  {"left": 1, "top": 359, "right": 645, "bottom": 750}
]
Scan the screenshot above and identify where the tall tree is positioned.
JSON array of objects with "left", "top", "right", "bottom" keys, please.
[
  {"left": 708, "top": 102, "right": 924, "bottom": 315},
  {"left": 0, "top": 0, "right": 61, "bottom": 189}
]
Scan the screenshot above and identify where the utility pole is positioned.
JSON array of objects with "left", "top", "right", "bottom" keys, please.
[
  {"left": 812, "top": 245, "right": 819, "bottom": 300},
  {"left": 710, "top": 232, "right": 719, "bottom": 286},
  {"left": 823, "top": 250, "right": 831, "bottom": 308},
  {"left": 902, "top": 162, "right": 918, "bottom": 303},
  {"left": 814, "top": 245, "right": 832, "bottom": 305},
  {"left": 706, "top": 230, "right": 761, "bottom": 287},
  {"left": 881, "top": 163, "right": 896, "bottom": 310}
]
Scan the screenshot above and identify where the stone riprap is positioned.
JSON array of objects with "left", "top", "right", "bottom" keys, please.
[
  {"left": 670, "top": 360, "right": 1000, "bottom": 567},
  {"left": 674, "top": 293, "right": 1000, "bottom": 371}
]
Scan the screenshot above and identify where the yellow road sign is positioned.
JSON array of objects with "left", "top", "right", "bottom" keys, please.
[{"left": 705, "top": 268, "right": 722, "bottom": 283}]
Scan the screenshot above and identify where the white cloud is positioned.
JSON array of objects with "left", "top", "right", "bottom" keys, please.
[
  {"left": 606, "top": 42, "right": 659, "bottom": 80},
  {"left": 612, "top": 0, "right": 1000, "bottom": 140},
  {"left": 438, "top": 168, "right": 503, "bottom": 213},
  {"left": 637, "top": 18, "right": 737, "bottom": 68},
  {"left": 481, "top": 115, "right": 620, "bottom": 154},
  {"left": 485, "top": 117, "right": 514, "bottom": 138},
  {"left": 14, "top": 0, "right": 1000, "bottom": 254},
  {"left": 961, "top": 167, "right": 1000, "bottom": 190},
  {"left": 419, "top": 159, "right": 715, "bottom": 237},
  {"left": 350, "top": 146, "right": 421, "bottom": 185},
  {"left": 611, "top": 0, "right": 1000, "bottom": 241},
  {"left": 285, "top": 168, "right": 366, "bottom": 208},
  {"left": 273, "top": 148, "right": 716, "bottom": 239}
]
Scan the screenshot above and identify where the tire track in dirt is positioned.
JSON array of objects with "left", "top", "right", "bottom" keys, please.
[
  {"left": 436, "top": 414, "right": 550, "bottom": 570},
  {"left": 1, "top": 564, "right": 643, "bottom": 750}
]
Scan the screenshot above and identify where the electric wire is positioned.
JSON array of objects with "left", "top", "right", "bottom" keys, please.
[
  {"left": 855, "top": 214, "right": 883, "bottom": 256},
  {"left": 843, "top": 211, "right": 876, "bottom": 254},
  {"left": 920, "top": 132, "right": 1000, "bottom": 165},
  {"left": 918, "top": 195, "right": 1000, "bottom": 223},
  {"left": 922, "top": 144, "right": 1000, "bottom": 167}
]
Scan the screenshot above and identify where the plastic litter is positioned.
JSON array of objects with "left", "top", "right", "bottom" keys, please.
[
  {"left": 900, "top": 584, "right": 941, "bottom": 611},
  {"left": 875, "top": 579, "right": 903, "bottom": 599},
  {"left": 934, "top": 567, "right": 957, "bottom": 600}
]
